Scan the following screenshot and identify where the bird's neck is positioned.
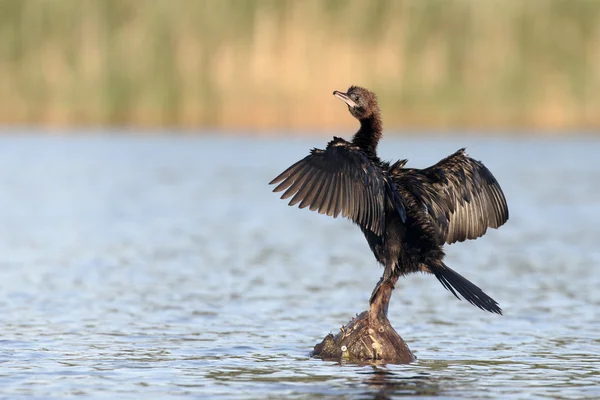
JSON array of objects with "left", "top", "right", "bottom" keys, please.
[{"left": 352, "top": 114, "right": 382, "bottom": 159}]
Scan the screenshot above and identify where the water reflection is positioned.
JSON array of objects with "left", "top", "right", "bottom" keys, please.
[{"left": 358, "top": 368, "right": 439, "bottom": 399}]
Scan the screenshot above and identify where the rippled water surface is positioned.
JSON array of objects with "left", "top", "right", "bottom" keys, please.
[{"left": 0, "top": 133, "right": 599, "bottom": 399}]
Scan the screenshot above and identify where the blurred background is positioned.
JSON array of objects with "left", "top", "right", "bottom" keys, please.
[
  {"left": 1, "top": 0, "right": 600, "bottom": 133},
  {"left": 2, "top": 2, "right": 600, "bottom": 398}
]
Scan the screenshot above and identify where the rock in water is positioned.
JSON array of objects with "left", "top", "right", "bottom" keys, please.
[{"left": 311, "top": 278, "right": 415, "bottom": 364}]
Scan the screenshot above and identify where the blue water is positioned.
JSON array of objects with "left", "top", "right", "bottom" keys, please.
[{"left": 0, "top": 132, "right": 598, "bottom": 399}]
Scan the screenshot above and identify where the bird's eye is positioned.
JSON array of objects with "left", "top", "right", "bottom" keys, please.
[{"left": 351, "top": 94, "right": 359, "bottom": 101}]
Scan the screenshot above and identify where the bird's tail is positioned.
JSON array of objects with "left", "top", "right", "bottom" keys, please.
[{"left": 427, "top": 262, "right": 502, "bottom": 315}]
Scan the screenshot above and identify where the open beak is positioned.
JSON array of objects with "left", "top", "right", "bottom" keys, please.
[{"left": 333, "top": 90, "right": 357, "bottom": 108}]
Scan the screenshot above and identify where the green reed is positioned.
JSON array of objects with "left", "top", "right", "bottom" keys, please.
[{"left": 0, "top": 0, "right": 599, "bottom": 131}]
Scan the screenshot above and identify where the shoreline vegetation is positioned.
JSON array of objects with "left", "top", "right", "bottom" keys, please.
[{"left": 1, "top": 0, "right": 599, "bottom": 133}]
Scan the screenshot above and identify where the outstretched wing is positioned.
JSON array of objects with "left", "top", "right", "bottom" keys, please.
[
  {"left": 269, "top": 137, "right": 388, "bottom": 235},
  {"left": 392, "top": 149, "right": 508, "bottom": 244}
]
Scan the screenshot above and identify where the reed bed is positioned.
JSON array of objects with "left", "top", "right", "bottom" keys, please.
[{"left": 1, "top": 0, "right": 599, "bottom": 132}]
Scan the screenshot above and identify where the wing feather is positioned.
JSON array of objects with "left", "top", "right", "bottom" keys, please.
[
  {"left": 315, "top": 172, "right": 333, "bottom": 214},
  {"left": 331, "top": 173, "right": 342, "bottom": 217},
  {"left": 270, "top": 137, "right": 392, "bottom": 235},
  {"left": 391, "top": 149, "right": 508, "bottom": 244},
  {"left": 298, "top": 170, "right": 323, "bottom": 209},
  {"left": 309, "top": 170, "right": 329, "bottom": 212},
  {"left": 280, "top": 164, "right": 312, "bottom": 200}
]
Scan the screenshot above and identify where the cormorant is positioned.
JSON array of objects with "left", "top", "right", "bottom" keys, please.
[{"left": 269, "top": 86, "right": 508, "bottom": 315}]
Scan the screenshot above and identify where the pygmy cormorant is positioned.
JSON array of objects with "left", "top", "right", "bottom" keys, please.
[{"left": 269, "top": 86, "right": 509, "bottom": 314}]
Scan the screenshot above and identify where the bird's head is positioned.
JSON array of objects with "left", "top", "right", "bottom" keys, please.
[{"left": 333, "top": 86, "right": 379, "bottom": 120}]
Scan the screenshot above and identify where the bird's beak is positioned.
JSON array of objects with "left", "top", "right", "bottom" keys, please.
[{"left": 333, "top": 90, "right": 357, "bottom": 108}]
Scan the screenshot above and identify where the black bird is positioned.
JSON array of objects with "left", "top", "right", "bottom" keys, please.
[{"left": 269, "top": 86, "right": 508, "bottom": 315}]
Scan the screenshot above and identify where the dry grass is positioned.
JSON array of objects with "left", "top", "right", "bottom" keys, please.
[{"left": 1, "top": 0, "right": 599, "bottom": 132}]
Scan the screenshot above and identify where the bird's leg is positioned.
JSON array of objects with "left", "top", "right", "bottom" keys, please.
[
  {"left": 369, "top": 272, "right": 399, "bottom": 324},
  {"left": 369, "top": 266, "right": 396, "bottom": 306},
  {"left": 369, "top": 276, "right": 385, "bottom": 305}
]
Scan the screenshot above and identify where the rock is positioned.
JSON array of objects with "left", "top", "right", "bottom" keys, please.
[{"left": 311, "top": 277, "right": 415, "bottom": 364}]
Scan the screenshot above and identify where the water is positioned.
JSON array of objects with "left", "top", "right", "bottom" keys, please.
[{"left": 0, "top": 132, "right": 599, "bottom": 399}]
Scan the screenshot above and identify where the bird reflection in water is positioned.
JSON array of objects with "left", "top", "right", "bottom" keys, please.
[{"left": 358, "top": 366, "right": 439, "bottom": 399}]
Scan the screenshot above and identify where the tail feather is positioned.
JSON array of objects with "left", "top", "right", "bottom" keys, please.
[{"left": 429, "top": 263, "right": 502, "bottom": 315}]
